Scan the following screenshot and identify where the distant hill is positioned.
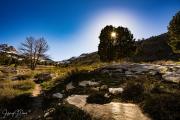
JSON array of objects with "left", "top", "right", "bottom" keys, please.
[
  {"left": 58, "top": 33, "right": 179, "bottom": 66},
  {"left": 56, "top": 52, "right": 100, "bottom": 66},
  {"left": 134, "top": 33, "right": 178, "bottom": 61},
  {"left": 0, "top": 44, "right": 54, "bottom": 65}
]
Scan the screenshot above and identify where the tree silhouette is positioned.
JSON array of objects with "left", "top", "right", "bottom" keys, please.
[
  {"left": 20, "top": 37, "right": 49, "bottom": 70},
  {"left": 168, "top": 11, "right": 180, "bottom": 53},
  {"left": 98, "top": 25, "right": 135, "bottom": 62}
]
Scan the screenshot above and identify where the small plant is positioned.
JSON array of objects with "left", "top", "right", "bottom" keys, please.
[
  {"left": 86, "top": 92, "right": 111, "bottom": 104},
  {"left": 14, "top": 74, "right": 31, "bottom": 80},
  {"left": 121, "top": 82, "right": 145, "bottom": 102},
  {"left": 142, "top": 94, "right": 180, "bottom": 120},
  {"left": 48, "top": 104, "right": 92, "bottom": 120}
]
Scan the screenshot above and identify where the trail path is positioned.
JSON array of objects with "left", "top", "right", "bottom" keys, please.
[
  {"left": 24, "top": 83, "right": 43, "bottom": 120},
  {"left": 32, "top": 84, "right": 42, "bottom": 97}
]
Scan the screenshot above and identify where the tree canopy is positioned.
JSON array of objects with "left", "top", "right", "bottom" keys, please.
[
  {"left": 98, "top": 25, "right": 135, "bottom": 62},
  {"left": 20, "top": 37, "right": 49, "bottom": 70},
  {"left": 168, "top": 11, "right": 180, "bottom": 53}
]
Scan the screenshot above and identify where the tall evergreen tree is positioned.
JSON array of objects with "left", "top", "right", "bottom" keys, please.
[
  {"left": 98, "top": 25, "right": 135, "bottom": 62},
  {"left": 168, "top": 11, "right": 180, "bottom": 53}
]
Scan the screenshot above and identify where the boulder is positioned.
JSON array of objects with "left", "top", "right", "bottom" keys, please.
[
  {"left": 109, "top": 88, "right": 124, "bottom": 95},
  {"left": 162, "top": 73, "right": 180, "bottom": 83},
  {"left": 52, "top": 93, "right": 63, "bottom": 99}
]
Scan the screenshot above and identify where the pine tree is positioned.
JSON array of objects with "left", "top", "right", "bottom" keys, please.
[
  {"left": 168, "top": 11, "right": 180, "bottom": 53},
  {"left": 98, "top": 25, "right": 135, "bottom": 62}
]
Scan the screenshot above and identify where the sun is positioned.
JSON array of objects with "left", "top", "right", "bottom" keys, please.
[{"left": 111, "top": 32, "right": 117, "bottom": 38}]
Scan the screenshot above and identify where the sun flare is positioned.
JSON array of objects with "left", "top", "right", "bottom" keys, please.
[{"left": 111, "top": 32, "right": 117, "bottom": 38}]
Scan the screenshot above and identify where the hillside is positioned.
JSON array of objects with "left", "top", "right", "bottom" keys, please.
[
  {"left": 57, "top": 52, "right": 100, "bottom": 66},
  {"left": 0, "top": 44, "right": 54, "bottom": 65},
  {"left": 134, "top": 33, "right": 177, "bottom": 61},
  {"left": 58, "top": 33, "right": 179, "bottom": 66}
]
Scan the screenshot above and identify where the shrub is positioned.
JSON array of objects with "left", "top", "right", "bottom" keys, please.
[
  {"left": 13, "top": 80, "right": 35, "bottom": 91},
  {"left": 121, "top": 83, "right": 145, "bottom": 102},
  {"left": 142, "top": 94, "right": 180, "bottom": 120},
  {"left": 34, "top": 72, "right": 52, "bottom": 83},
  {"left": 86, "top": 92, "right": 111, "bottom": 104},
  {"left": 13, "top": 74, "right": 31, "bottom": 80},
  {"left": 0, "top": 93, "right": 33, "bottom": 111},
  {"left": 49, "top": 104, "right": 92, "bottom": 120}
]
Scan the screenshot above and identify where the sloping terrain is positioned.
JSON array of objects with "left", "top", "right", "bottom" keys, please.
[
  {"left": 134, "top": 33, "right": 178, "bottom": 61},
  {"left": 39, "top": 63, "right": 180, "bottom": 120}
]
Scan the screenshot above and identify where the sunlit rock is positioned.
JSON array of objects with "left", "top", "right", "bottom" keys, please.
[
  {"left": 79, "top": 80, "right": 99, "bottom": 87},
  {"left": 109, "top": 87, "right": 123, "bottom": 95},
  {"left": 52, "top": 93, "right": 63, "bottom": 99},
  {"left": 66, "top": 82, "right": 75, "bottom": 91}
]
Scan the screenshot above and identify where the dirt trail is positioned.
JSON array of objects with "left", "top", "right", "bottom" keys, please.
[
  {"left": 32, "top": 84, "right": 42, "bottom": 97},
  {"left": 24, "top": 83, "right": 44, "bottom": 120}
]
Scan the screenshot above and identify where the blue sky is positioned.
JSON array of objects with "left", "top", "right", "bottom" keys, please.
[{"left": 0, "top": 0, "right": 179, "bottom": 60}]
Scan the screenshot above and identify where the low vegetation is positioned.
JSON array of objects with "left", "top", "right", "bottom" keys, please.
[
  {"left": 47, "top": 104, "right": 92, "bottom": 120},
  {"left": 87, "top": 92, "right": 111, "bottom": 104}
]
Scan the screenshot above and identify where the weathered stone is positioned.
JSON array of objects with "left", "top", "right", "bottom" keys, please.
[
  {"left": 52, "top": 93, "right": 63, "bottom": 99},
  {"left": 66, "top": 95, "right": 151, "bottom": 120},
  {"left": 100, "top": 85, "right": 108, "bottom": 91},
  {"left": 109, "top": 87, "right": 124, "bottom": 95},
  {"left": 79, "top": 81, "right": 99, "bottom": 87},
  {"left": 66, "top": 82, "right": 75, "bottom": 91},
  {"left": 162, "top": 73, "right": 180, "bottom": 83}
]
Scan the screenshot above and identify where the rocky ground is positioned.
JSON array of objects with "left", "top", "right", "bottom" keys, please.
[
  {"left": 41, "top": 63, "right": 180, "bottom": 120},
  {"left": 0, "top": 63, "right": 179, "bottom": 120},
  {"left": 66, "top": 95, "right": 150, "bottom": 120}
]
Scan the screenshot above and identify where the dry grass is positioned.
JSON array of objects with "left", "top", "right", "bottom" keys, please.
[
  {"left": 40, "top": 63, "right": 107, "bottom": 90},
  {"left": 0, "top": 79, "right": 35, "bottom": 99}
]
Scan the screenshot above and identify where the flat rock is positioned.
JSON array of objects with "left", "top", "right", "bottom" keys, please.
[
  {"left": 109, "top": 87, "right": 124, "bottom": 95},
  {"left": 66, "top": 95, "right": 150, "bottom": 120},
  {"left": 79, "top": 80, "right": 99, "bottom": 87},
  {"left": 162, "top": 73, "right": 180, "bottom": 83},
  {"left": 52, "top": 93, "right": 63, "bottom": 99}
]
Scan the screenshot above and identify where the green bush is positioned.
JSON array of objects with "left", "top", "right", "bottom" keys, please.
[
  {"left": 86, "top": 92, "right": 111, "bottom": 104},
  {"left": 142, "top": 94, "right": 180, "bottom": 120},
  {"left": 14, "top": 74, "right": 31, "bottom": 80},
  {"left": 49, "top": 104, "right": 92, "bottom": 120},
  {"left": 121, "top": 83, "right": 145, "bottom": 102},
  {"left": 0, "top": 93, "right": 33, "bottom": 111}
]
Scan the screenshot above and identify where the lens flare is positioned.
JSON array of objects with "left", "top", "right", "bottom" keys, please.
[{"left": 111, "top": 32, "right": 117, "bottom": 38}]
